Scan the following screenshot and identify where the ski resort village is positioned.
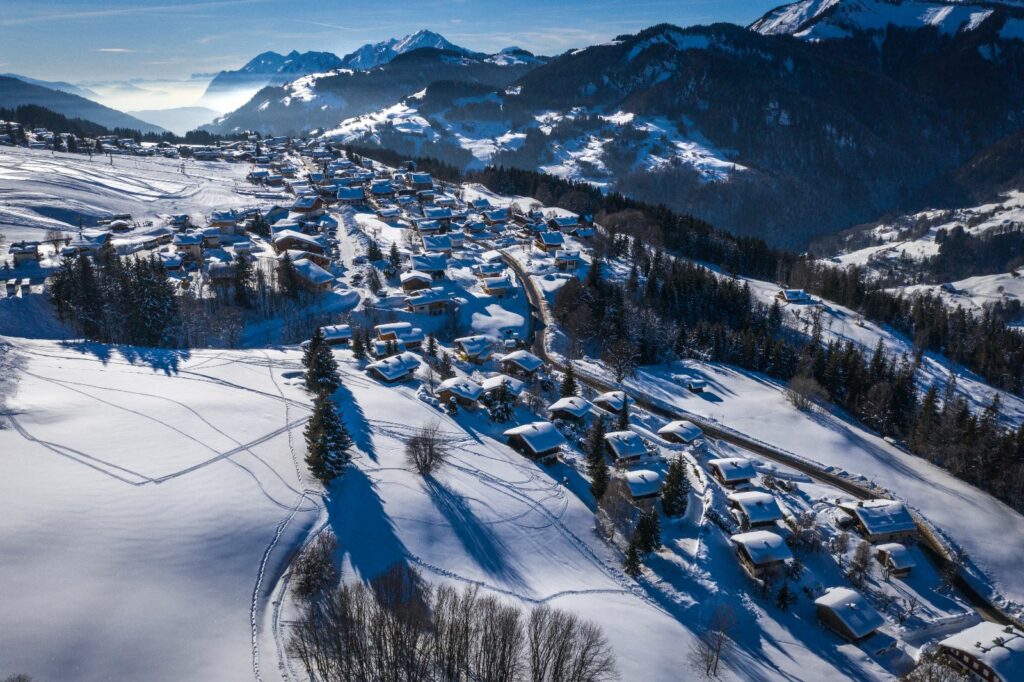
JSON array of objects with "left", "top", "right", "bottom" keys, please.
[{"left": 0, "top": 127, "right": 1023, "bottom": 682}]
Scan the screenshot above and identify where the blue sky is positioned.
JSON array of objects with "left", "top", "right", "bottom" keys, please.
[{"left": 0, "top": 0, "right": 783, "bottom": 81}]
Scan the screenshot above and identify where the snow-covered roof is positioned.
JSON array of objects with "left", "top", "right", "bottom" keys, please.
[
  {"left": 504, "top": 421, "right": 566, "bottom": 455},
  {"left": 273, "top": 230, "right": 325, "bottom": 249},
  {"left": 728, "top": 491, "right": 784, "bottom": 525},
  {"left": 411, "top": 253, "right": 447, "bottom": 272},
  {"left": 708, "top": 458, "right": 756, "bottom": 483},
  {"left": 483, "top": 208, "right": 509, "bottom": 221},
  {"left": 321, "top": 324, "right": 351, "bottom": 341},
  {"left": 481, "top": 374, "right": 524, "bottom": 396},
  {"left": 547, "top": 396, "right": 592, "bottom": 419},
  {"left": 423, "top": 206, "right": 452, "bottom": 220},
  {"left": 474, "top": 262, "right": 506, "bottom": 276},
  {"left": 292, "top": 195, "right": 321, "bottom": 210},
  {"left": 537, "top": 231, "right": 566, "bottom": 246},
  {"left": 401, "top": 270, "right": 433, "bottom": 284},
  {"left": 481, "top": 249, "right": 503, "bottom": 263},
  {"left": 454, "top": 335, "right": 493, "bottom": 358},
  {"left": 375, "top": 322, "right": 413, "bottom": 335},
  {"left": 839, "top": 500, "right": 916, "bottom": 537},
  {"left": 593, "top": 390, "right": 627, "bottom": 412},
  {"left": 405, "top": 287, "right": 450, "bottom": 306},
  {"left": 367, "top": 351, "right": 420, "bottom": 381},
  {"left": 483, "top": 276, "right": 512, "bottom": 290},
  {"left": 814, "top": 587, "right": 885, "bottom": 640},
  {"left": 416, "top": 219, "right": 442, "bottom": 231},
  {"left": 554, "top": 249, "right": 581, "bottom": 260},
  {"left": 624, "top": 469, "right": 662, "bottom": 498},
  {"left": 875, "top": 543, "right": 916, "bottom": 571},
  {"left": 293, "top": 258, "right": 334, "bottom": 286},
  {"left": 438, "top": 377, "right": 483, "bottom": 402},
  {"left": 731, "top": 530, "right": 792, "bottom": 565},
  {"left": 550, "top": 215, "right": 580, "bottom": 228},
  {"left": 500, "top": 350, "right": 543, "bottom": 372},
  {"left": 337, "top": 186, "right": 364, "bottom": 200},
  {"left": 657, "top": 420, "right": 703, "bottom": 443},
  {"left": 422, "top": 234, "right": 452, "bottom": 251},
  {"left": 940, "top": 622, "right": 1024, "bottom": 682},
  {"left": 604, "top": 430, "right": 648, "bottom": 460}
]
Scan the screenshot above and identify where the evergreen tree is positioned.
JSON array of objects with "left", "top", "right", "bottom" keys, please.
[
  {"left": 388, "top": 241, "right": 401, "bottom": 270},
  {"left": 775, "top": 582, "right": 797, "bottom": 611},
  {"left": 303, "top": 327, "right": 341, "bottom": 395},
  {"left": 250, "top": 212, "right": 270, "bottom": 238},
  {"left": 487, "top": 382, "right": 516, "bottom": 423},
  {"left": 636, "top": 509, "right": 662, "bottom": 552},
  {"left": 232, "top": 256, "right": 254, "bottom": 307},
  {"left": 426, "top": 334, "right": 438, "bottom": 359},
  {"left": 624, "top": 537, "right": 642, "bottom": 577},
  {"left": 278, "top": 252, "right": 299, "bottom": 299},
  {"left": 351, "top": 329, "right": 367, "bottom": 361},
  {"left": 661, "top": 456, "right": 691, "bottom": 517},
  {"left": 304, "top": 394, "right": 352, "bottom": 484},
  {"left": 560, "top": 362, "right": 578, "bottom": 397},
  {"left": 365, "top": 265, "right": 382, "bottom": 294},
  {"left": 616, "top": 398, "right": 629, "bottom": 431},
  {"left": 585, "top": 416, "right": 610, "bottom": 499},
  {"left": 367, "top": 239, "right": 383, "bottom": 262},
  {"left": 440, "top": 352, "right": 454, "bottom": 379}
]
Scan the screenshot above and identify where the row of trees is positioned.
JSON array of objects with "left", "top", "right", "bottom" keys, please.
[
  {"left": 288, "top": 558, "right": 618, "bottom": 682},
  {"left": 302, "top": 328, "right": 351, "bottom": 485}
]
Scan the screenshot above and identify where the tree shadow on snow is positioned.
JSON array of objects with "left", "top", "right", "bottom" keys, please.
[
  {"left": 327, "top": 467, "right": 410, "bottom": 581},
  {"left": 335, "top": 381, "right": 377, "bottom": 462},
  {"left": 424, "top": 476, "right": 527, "bottom": 591},
  {"left": 62, "top": 340, "right": 190, "bottom": 375}
]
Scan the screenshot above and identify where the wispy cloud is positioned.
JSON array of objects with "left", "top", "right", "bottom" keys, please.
[
  {"left": 0, "top": 0, "right": 270, "bottom": 27},
  {"left": 97, "top": 48, "right": 135, "bottom": 53}
]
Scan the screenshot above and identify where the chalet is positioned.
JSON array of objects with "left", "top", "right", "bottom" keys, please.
[
  {"left": 421, "top": 234, "right": 453, "bottom": 256},
  {"left": 159, "top": 251, "right": 182, "bottom": 271},
  {"left": 464, "top": 220, "right": 488, "bottom": 234},
  {"left": 686, "top": 378, "right": 707, "bottom": 393},
  {"left": 838, "top": 500, "right": 917, "bottom": 543},
  {"left": 423, "top": 206, "right": 453, "bottom": 227},
  {"left": 167, "top": 214, "right": 191, "bottom": 230},
  {"left": 574, "top": 225, "right": 596, "bottom": 239},
  {"left": 273, "top": 230, "right": 326, "bottom": 255},
  {"left": 504, "top": 421, "right": 566, "bottom": 461},
  {"left": 728, "top": 491, "right": 784, "bottom": 530},
  {"left": 657, "top": 420, "right": 703, "bottom": 444},
  {"left": 265, "top": 174, "right": 284, "bottom": 187},
  {"left": 437, "top": 377, "right": 484, "bottom": 409},
  {"left": 206, "top": 261, "right": 235, "bottom": 287},
  {"left": 321, "top": 324, "right": 352, "bottom": 346},
  {"left": 624, "top": 469, "right": 663, "bottom": 502},
  {"left": 370, "top": 180, "right": 395, "bottom": 198},
  {"left": 8, "top": 241, "right": 40, "bottom": 265},
  {"left": 417, "top": 189, "right": 436, "bottom": 203},
  {"left": 778, "top": 289, "right": 811, "bottom": 304},
  {"left": 416, "top": 219, "right": 443, "bottom": 235},
  {"left": 376, "top": 207, "right": 402, "bottom": 221},
  {"left": 405, "top": 287, "right": 452, "bottom": 315},
  {"left": 482, "top": 276, "right": 513, "bottom": 298},
  {"left": 375, "top": 321, "right": 425, "bottom": 348},
  {"left": 408, "top": 172, "right": 433, "bottom": 191},
  {"left": 446, "top": 230, "right": 465, "bottom": 248},
  {"left": 337, "top": 186, "right": 365, "bottom": 205},
  {"left": 200, "top": 227, "right": 221, "bottom": 248},
  {"left": 874, "top": 543, "right": 916, "bottom": 578},
  {"left": 209, "top": 209, "right": 239, "bottom": 230},
  {"left": 707, "top": 458, "right": 757, "bottom": 488},
  {"left": 481, "top": 374, "right": 525, "bottom": 399},
  {"left": 554, "top": 250, "right": 582, "bottom": 271},
  {"left": 814, "top": 587, "right": 885, "bottom": 643},
  {"left": 367, "top": 352, "right": 421, "bottom": 383},
  {"left": 482, "top": 208, "right": 509, "bottom": 225},
  {"left": 63, "top": 231, "right": 113, "bottom": 259},
  {"left": 730, "top": 530, "right": 792, "bottom": 580},
  {"left": 481, "top": 249, "right": 504, "bottom": 264},
  {"left": 548, "top": 215, "right": 580, "bottom": 232},
  {"left": 400, "top": 270, "right": 433, "bottom": 293},
  {"left": 264, "top": 205, "right": 290, "bottom": 225},
  {"left": 291, "top": 194, "right": 325, "bottom": 215},
  {"left": 938, "top": 622, "right": 1024, "bottom": 682},
  {"left": 593, "top": 390, "right": 628, "bottom": 415},
  {"left": 108, "top": 218, "right": 132, "bottom": 233},
  {"left": 410, "top": 253, "right": 448, "bottom": 280},
  {"left": 277, "top": 249, "right": 330, "bottom": 269},
  {"left": 173, "top": 232, "right": 204, "bottom": 260},
  {"left": 470, "top": 198, "right": 492, "bottom": 211},
  {"left": 535, "top": 231, "right": 566, "bottom": 254},
  {"left": 454, "top": 335, "right": 494, "bottom": 364},
  {"left": 499, "top": 350, "right": 544, "bottom": 378},
  {"left": 293, "top": 258, "right": 335, "bottom": 293},
  {"left": 604, "top": 430, "right": 649, "bottom": 465},
  {"left": 473, "top": 261, "right": 506, "bottom": 279},
  {"left": 372, "top": 338, "right": 407, "bottom": 358},
  {"left": 547, "top": 396, "right": 592, "bottom": 423}
]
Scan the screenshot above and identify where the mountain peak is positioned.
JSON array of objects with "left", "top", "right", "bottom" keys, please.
[{"left": 340, "top": 30, "right": 473, "bottom": 70}]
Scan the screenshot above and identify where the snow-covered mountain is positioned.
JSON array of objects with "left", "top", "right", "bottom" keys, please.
[
  {"left": 751, "top": 0, "right": 1024, "bottom": 40},
  {"left": 339, "top": 29, "right": 477, "bottom": 70},
  {"left": 199, "top": 50, "right": 345, "bottom": 111},
  {"left": 0, "top": 73, "right": 100, "bottom": 101},
  {"left": 0, "top": 76, "right": 166, "bottom": 134}
]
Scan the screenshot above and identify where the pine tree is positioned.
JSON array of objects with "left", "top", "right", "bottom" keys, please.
[
  {"left": 636, "top": 509, "right": 662, "bottom": 552},
  {"left": 365, "top": 265, "right": 382, "bottom": 294},
  {"left": 487, "top": 382, "right": 515, "bottom": 423},
  {"left": 624, "top": 537, "right": 642, "bottom": 577},
  {"left": 367, "top": 239, "right": 383, "bottom": 262},
  {"left": 560, "top": 362, "right": 578, "bottom": 397},
  {"left": 440, "top": 352, "right": 454, "bottom": 379},
  {"left": 233, "top": 255, "right": 254, "bottom": 307},
  {"left": 388, "top": 241, "right": 401, "bottom": 270},
  {"left": 661, "top": 455, "right": 690, "bottom": 517},
  {"left": 775, "top": 582, "right": 797, "bottom": 611},
  {"left": 250, "top": 212, "right": 270, "bottom": 238},
  {"left": 426, "top": 335, "right": 438, "bottom": 359},
  {"left": 351, "top": 329, "right": 367, "bottom": 361},
  {"left": 278, "top": 252, "right": 299, "bottom": 298},
  {"left": 585, "top": 416, "right": 610, "bottom": 499},
  {"left": 616, "top": 398, "right": 629, "bottom": 431},
  {"left": 303, "top": 327, "right": 341, "bottom": 395},
  {"left": 304, "top": 394, "right": 352, "bottom": 484}
]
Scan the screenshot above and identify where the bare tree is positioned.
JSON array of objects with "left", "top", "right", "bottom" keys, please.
[
  {"left": 688, "top": 606, "right": 735, "bottom": 680},
  {"left": 292, "top": 531, "right": 339, "bottom": 602},
  {"left": 528, "top": 605, "right": 617, "bottom": 682},
  {"left": 44, "top": 229, "right": 69, "bottom": 251},
  {"left": 405, "top": 420, "right": 451, "bottom": 476},
  {"left": 846, "top": 539, "right": 874, "bottom": 587},
  {"left": 602, "top": 338, "right": 639, "bottom": 383},
  {"left": 786, "top": 374, "right": 827, "bottom": 411}
]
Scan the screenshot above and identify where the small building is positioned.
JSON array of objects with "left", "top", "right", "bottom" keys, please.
[
  {"left": 277, "top": 249, "right": 330, "bottom": 269},
  {"left": 624, "top": 469, "right": 663, "bottom": 502},
  {"left": 730, "top": 530, "right": 792, "bottom": 580},
  {"left": 437, "top": 377, "right": 484, "bottom": 409},
  {"left": 535, "top": 230, "right": 566, "bottom": 254},
  {"left": 482, "top": 208, "right": 509, "bottom": 225},
  {"left": 173, "top": 232, "right": 204, "bottom": 260},
  {"left": 8, "top": 241, "right": 41, "bottom": 265},
  {"left": 728, "top": 491, "right": 784, "bottom": 530},
  {"left": 547, "top": 396, "right": 592, "bottom": 423},
  {"left": 482, "top": 276, "right": 513, "bottom": 298},
  {"left": 454, "top": 335, "right": 494, "bottom": 364},
  {"left": 206, "top": 261, "right": 235, "bottom": 287},
  {"left": 685, "top": 378, "right": 707, "bottom": 393},
  {"left": 473, "top": 261, "right": 506, "bottom": 279},
  {"left": 874, "top": 543, "right": 916, "bottom": 578},
  {"left": 421, "top": 234, "right": 452, "bottom": 256},
  {"left": 400, "top": 270, "right": 433, "bottom": 293},
  {"left": 337, "top": 186, "right": 365, "bottom": 205},
  {"left": 814, "top": 587, "right": 885, "bottom": 643},
  {"left": 408, "top": 172, "right": 433, "bottom": 191},
  {"left": 593, "top": 390, "right": 628, "bottom": 415},
  {"left": 481, "top": 374, "right": 525, "bottom": 399},
  {"left": 405, "top": 287, "right": 452, "bottom": 315},
  {"left": 375, "top": 321, "right": 424, "bottom": 348},
  {"left": 410, "top": 253, "right": 447, "bottom": 280},
  {"left": 416, "top": 219, "right": 443, "bottom": 235},
  {"left": 657, "top": 420, "right": 703, "bottom": 444},
  {"left": 372, "top": 338, "right": 407, "bottom": 358},
  {"left": 209, "top": 209, "right": 239, "bottom": 229},
  {"left": 838, "top": 500, "right": 917, "bottom": 544},
  {"left": 504, "top": 421, "right": 566, "bottom": 461},
  {"left": 321, "top": 324, "right": 352, "bottom": 346},
  {"left": 291, "top": 194, "right": 325, "bottom": 215},
  {"left": 423, "top": 205, "right": 453, "bottom": 227},
  {"left": 938, "top": 622, "right": 1024, "bottom": 682},
  {"left": 293, "top": 258, "right": 335, "bottom": 293},
  {"left": 446, "top": 230, "right": 465, "bottom": 248},
  {"left": 367, "top": 352, "right": 421, "bottom": 383},
  {"left": 778, "top": 289, "right": 811, "bottom": 304},
  {"left": 604, "top": 430, "right": 649, "bottom": 465},
  {"left": 548, "top": 215, "right": 581, "bottom": 232},
  {"left": 499, "top": 350, "right": 543, "bottom": 378},
  {"left": 273, "top": 230, "right": 326, "bottom": 255},
  {"left": 370, "top": 180, "right": 395, "bottom": 198},
  {"left": 554, "top": 250, "right": 582, "bottom": 271},
  {"left": 707, "top": 458, "right": 757, "bottom": 488},
  {"left": 376, "top": 207, "right": 402, "bottom": 221}
]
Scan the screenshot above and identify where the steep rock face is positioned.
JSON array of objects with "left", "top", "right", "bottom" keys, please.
[{"left": 339, "top": 29, "right": 476, "bottom": 70}]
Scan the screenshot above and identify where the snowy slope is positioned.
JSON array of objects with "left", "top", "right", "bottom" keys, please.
[{"left": 340, "top": 30, "right": 476, "bottom": 70}]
